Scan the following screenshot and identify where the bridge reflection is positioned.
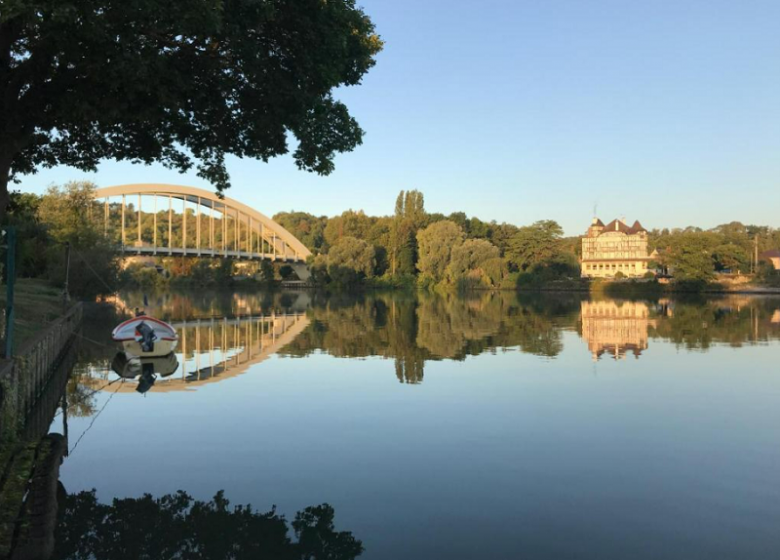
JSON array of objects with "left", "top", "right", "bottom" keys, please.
[{"left": 86, "top": 313, "right": 310, "bottom": 393}]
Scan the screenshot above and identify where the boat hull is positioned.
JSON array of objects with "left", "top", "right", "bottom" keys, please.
[
  {"left": 120, "top": 338, "right": 178, "bottom": 358},
  {"left": 112, "top": 316, "right": 179, "bottom": 358}
]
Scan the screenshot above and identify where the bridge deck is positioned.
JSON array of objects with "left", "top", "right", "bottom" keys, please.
[{"left": 120, "top": 244, "right": 303, "bottom": 262}]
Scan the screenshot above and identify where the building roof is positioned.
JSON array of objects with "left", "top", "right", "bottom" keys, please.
[
  {"left": 594, "top": 218, "right": 647, "bottom": 235},
  {"left": 760, "top": 249, "right": 780, "bottom": 259}
]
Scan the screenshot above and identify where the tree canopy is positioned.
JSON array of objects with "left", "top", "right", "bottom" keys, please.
[
  {"left": 55, "top": 490, "right": 363, "bottom": 560},
  {"left": 0, "top": 0, "right": 383, "bottom": 218},
  {"left": 507, "top": 220, "right": 564, "bottom": 272},
  {"left": 327, "top": 236, "right": 376, "bottom": 286},
  {"left": 416, "top": 220, "right": 464, "bottom": 284}
]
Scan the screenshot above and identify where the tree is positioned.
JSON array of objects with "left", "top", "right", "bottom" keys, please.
[
  {"left": 389, "top": 190, "right": 425, "bottom": 276},
  {"left": 323, "top": 210, "right": 374, "bottom": 249},
  {"left": 3, "top": 190, "right": 47, "bottom": 277},
  {"left": 0, "top": 1, "right": 383, "bottom": 220},
  {"left": 713, "top": 243, "right": 749, "bottom": 273},
  {"left": 507, "top": 220, "right": 564, "bottom": 271},
  {"left": 273, "top": 212, "right": 328, "bottom": 254},
  {"left": 446, "top": 238, "right": 500, "bottom": 286},
  {"left": 260, "top": 259, "right": 276, "bottom": 285},
  {"left": 664, "top": 232, "right": 716, "bottom": 282},
  {"left": 37, "top": 181, "right": 119, "bottom": 296},
  {"left": 416, "top": 220, "right": 464, "bottom": 284},
  {"left": 327, "top": 236, "right": 376, "bottom": 286}
]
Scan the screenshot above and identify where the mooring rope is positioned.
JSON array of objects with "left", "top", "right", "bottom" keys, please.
[{"left": 67, "top": 378, "right": 124, "bottom": 456}]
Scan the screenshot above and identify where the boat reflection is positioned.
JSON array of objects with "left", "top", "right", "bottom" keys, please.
[
  {"left": 85, "top": 313, "right": 310, "bottom": 394},
  {"left": 110, "top": 351, "right": 179, "bottom": 393}
]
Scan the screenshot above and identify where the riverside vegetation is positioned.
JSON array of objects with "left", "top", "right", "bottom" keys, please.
[{"left": 4, "top": 181, "right": 780, "bottom": 297}]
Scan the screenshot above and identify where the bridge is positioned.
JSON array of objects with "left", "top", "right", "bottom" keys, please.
[{"left": 93, "top": 184, "right": 312, "bottom": 268}]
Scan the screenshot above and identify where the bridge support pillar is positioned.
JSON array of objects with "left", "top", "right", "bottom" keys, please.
[{"left": 290, "top": 262, "right": 311, "bottom": 281}]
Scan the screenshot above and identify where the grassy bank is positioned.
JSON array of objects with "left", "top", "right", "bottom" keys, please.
[{"left": 0, "top": 279, "right": 65, "bottom": 344}]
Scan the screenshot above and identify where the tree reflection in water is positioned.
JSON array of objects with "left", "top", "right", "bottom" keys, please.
[
  {"left": 55, "top": 489, "right": 362, "bottom": 560},
  {"left": 74, "top": 291, "right": 780, "bottom": 398}
]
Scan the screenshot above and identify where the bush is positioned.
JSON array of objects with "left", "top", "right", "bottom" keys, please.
[
  {"left": 673, "top": 278, "right": 708, "bottom": 292},
  {"left": 121, "top": 263, "right": 168, "bottom": 291},
  {"left": 279, "top": 265, "right": 295, "bottom": 280}
]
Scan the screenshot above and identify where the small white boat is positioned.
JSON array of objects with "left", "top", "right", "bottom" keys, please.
[{"left": 111, "top": 315, "right": 179, "bottom": 357}]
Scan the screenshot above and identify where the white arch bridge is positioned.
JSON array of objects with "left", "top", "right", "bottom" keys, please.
[{"left": 93, "top": 184, "right": 312, "bottom": 272}]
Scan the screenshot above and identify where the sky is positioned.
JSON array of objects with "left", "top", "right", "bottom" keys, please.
[{"left": 15, "top": 0, "right": 780, "bottom": 236}]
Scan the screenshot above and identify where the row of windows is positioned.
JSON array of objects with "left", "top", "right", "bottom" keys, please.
[
  {"left": 584, "top": 256, "right": 646, "bottom": 262},
  {"left": 585, "top": 263, "right": 641, "bottom": 270},
  {"left": 584, "top": 243, "right": 646, "bottom": 249}
]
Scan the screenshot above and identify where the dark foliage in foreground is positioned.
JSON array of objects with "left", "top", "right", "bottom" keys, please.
[{"left": 54, "top": 490, "right": 363, "bottom": 560}]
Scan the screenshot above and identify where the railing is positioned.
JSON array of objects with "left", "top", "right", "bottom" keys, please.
[{"left": 0, "top": 303, "right": 83, "bottom": 438}]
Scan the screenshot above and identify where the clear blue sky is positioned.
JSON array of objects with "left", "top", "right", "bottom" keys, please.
[{"left": 16, "top": 0, "right": 780, "bottom": 235}]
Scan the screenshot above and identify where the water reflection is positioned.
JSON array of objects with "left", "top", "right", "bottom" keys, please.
[
  {"left": 52, "top": 290, "right": 780, "bottom": 560},
  {"left": 580, "top": 300, "right": 657, "bottom": 360},
  {"left": 54, "top": 490, "right": 362, "bottom": 560},
  {"left": 111, "top": 352, "right": 179, "bottom": 393},
  {"left": 74, "top": 291, "right": 780, "bottom": 397},
  {"left": 83, "top": 312, "right": 309, "bottom": 394}
]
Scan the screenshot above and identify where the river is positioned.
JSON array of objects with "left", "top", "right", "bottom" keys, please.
[{"left": 49, "top": 290, "right": 780, "bottom": 559}]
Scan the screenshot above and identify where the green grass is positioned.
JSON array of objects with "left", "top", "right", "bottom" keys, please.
[{"left": 0, "top": 278, "right": 65, "bottom": 345}]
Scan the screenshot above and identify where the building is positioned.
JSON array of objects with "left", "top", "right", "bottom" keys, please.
[
  {"left": 581, "top": 217, "right": 652, "bottom": 278},
  {"left": 759, "top": 249, "right": 780, "bottom": 271}
]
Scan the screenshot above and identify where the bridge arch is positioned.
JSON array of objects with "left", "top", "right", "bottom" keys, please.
[{"left": 94, "top": 184, "right": 312, "bottom": 264}]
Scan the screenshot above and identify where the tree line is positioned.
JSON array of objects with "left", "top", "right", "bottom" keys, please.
[
  {"left": 276, "top": 192, "right": 780, "bottom": 290},
  {"left": 5, "top": 181, "right": 780, "bottom": 295},
  {"left": 647, "top": 224, "right": 780, "bottom": 285},
  {"left": 275, "top": 190, "right": 583, "bottom": 289}
]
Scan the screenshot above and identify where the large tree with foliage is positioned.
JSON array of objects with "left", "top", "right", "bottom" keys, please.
[
  {"left": 37, "top": 181, "right": 119, "bottom": 296},
  {"left": 662, "top": 232, "right": 717, "bottom": 282},
  {"left": 416, "top": 220, "right": 464, "bottom": 284},
  {"left": 446, "top": 238, "right": 500, "bottom": 286},
  {"left": 506, "top": 220, "right": 564, "bottom": 271},
  {"left": 327, "top": 236, "right": 376, "bottom": 286},
  {"left": 0, "top": 0, "right": 382, "bottom": 220},
  {"left": 389, "top": 189, "right": 425, "bottom": 276}
]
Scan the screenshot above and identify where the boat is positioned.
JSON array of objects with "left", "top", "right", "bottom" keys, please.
[{"left": 111, "top": 315, "right": 179, "bottom": 358}]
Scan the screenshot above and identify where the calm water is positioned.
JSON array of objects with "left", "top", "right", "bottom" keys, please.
[{"left": 52, "top": 290, "right": 780, "bottom": 559}]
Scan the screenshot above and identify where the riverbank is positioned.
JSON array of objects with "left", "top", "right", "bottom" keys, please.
[
  {"left": 0, "top": 279, "right": 66, "bottom": 343},
  {"left": 515, "top": 278, "right": 780, "bottom": 296}
]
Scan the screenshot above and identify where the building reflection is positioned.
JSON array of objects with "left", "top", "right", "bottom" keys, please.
[
  {"left": 73, "top": 291, "right": 780, "bottom": 394},
  {"left": 580, "top": 300, "right": 657, "bottom": 361}
]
